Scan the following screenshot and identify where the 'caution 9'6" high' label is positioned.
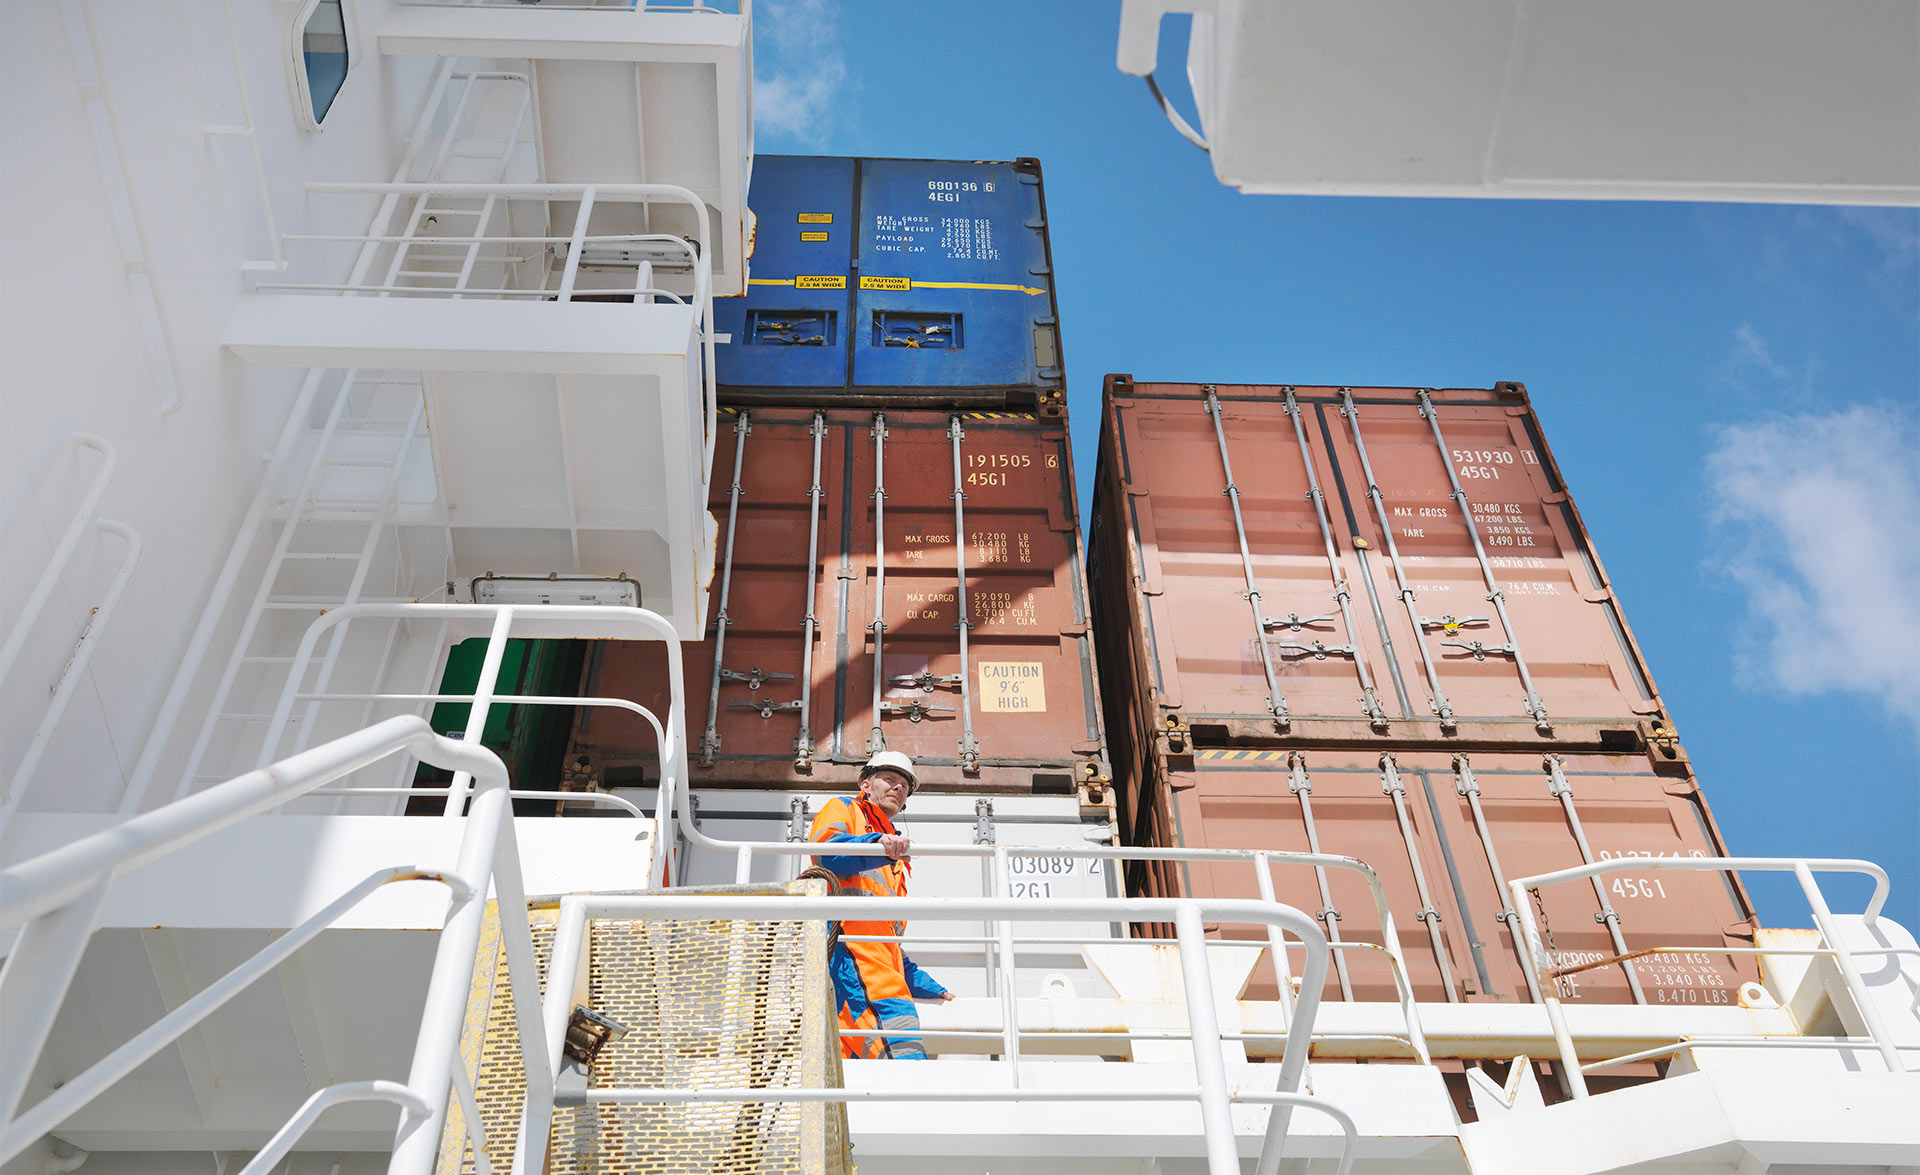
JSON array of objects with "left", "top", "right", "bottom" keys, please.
[{"left": 978, "top": 662, "right": 1045, "bottom": 712}]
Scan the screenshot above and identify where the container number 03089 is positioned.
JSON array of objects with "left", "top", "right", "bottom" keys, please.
[{"left": 1006, "top": 854, "right": 1100, "bottom": 898}]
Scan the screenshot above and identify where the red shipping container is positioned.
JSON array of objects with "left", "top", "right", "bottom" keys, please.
[
  {"left": 1145, "top": 746, "right": 1757, "bottom": 1009},
  {"left": 571, "top": 406, "right": 1109, "bottom": 795},
  {"left": 1090, "top": 378, "right": 1681, "bottom": 748}
]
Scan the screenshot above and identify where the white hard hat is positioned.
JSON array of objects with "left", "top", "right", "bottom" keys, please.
[{"left": 862, "top": 750, "right": 917, "bottom": 790}]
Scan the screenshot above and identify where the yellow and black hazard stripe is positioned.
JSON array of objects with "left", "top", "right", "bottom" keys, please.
[
  {"left": 1195, "top": 748, "right": 1291, "bottom": 764},
  {"left": 720, "top": 407, "right": 1036, "bottom": 422},
  {"left": 746, "top": 276, "right": 1049, "bottom": 297}
]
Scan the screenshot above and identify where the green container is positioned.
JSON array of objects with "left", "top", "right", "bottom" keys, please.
[{"left": 428, "top": 638, "right": 586, "bottom": 791}]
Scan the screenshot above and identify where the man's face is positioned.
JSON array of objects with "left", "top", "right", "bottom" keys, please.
[{"left": 861, "top": 768, "right": 912, "bottom": 815}]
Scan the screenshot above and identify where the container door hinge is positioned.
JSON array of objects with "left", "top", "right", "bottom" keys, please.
[{"left": 787, "top": 796, "right": 812, "bottom": 842}]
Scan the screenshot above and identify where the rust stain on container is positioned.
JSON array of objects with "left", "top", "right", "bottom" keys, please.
[
  {"left": 572, "top": 407, "right": 1108, "bottom": 795},
  {"left": 1089, "top": 377, "right": 1673, "bottom": 744}
]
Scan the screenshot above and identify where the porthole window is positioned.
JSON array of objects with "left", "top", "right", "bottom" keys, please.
[{"left": 294, "top": 0, "right": 350, "bottom": 128}]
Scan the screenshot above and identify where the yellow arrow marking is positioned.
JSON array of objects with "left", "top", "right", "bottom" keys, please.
[
  {"left": 746, "top": 277, "right": 1047, "bottom": 296},
  {"left": 913, "top": 280, "right": 1049, "bottom": 296}
]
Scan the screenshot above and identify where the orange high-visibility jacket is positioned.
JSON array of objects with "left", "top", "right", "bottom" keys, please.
[{"left": 811, "top": 796, "right": 948, "bottom": 1058}]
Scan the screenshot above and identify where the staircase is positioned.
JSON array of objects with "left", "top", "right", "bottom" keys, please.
[{"left": 175, "top": 372, "right": 439, "bottom": 805}]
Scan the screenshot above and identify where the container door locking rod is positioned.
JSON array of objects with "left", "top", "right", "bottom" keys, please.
[
  {"left": 795, "top": 411, "right": 827, "bottom": 772},
  {"left": 701, "top": 411, "right": 751, "bottom": 765},
  {"left": 1382, "top": 754, "right": 1460, "bottom": 1001},
  {"left": 1547, "top": 755, "right": 1646, "bottom": 1004},
  {"left": 1453, "top": 755, "right": 1544, "bottom": 1005},
  {"left": 1283, "top": 389, "right": 1387, "bottom": 727},
  {"left": 1287, "top": 754, "right": 1355, "bottom": 1001},
  {"left": 949, "top": 416, "right": 981, "bottom": 772},
  {"left": 1341, "top": 389, "right": 1456, "bottom": 728},
  {"left": 1417, "top": 390, "right": 1551, "bottom": 731},
  {"left": 867, "top": 413, "right": 889, "bottom": 753},
  {"left": 1202, "top": 387, "right": 1289, "bottom": 727}
]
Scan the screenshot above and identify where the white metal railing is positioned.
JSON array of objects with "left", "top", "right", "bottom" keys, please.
[
  {"left": 121, "top": 61, "right": 498, "bottom": 814},
  {"left": 166, "top": 371, "right": 429, "bottom": 802},
  {"left": 669, "top": 792, "right": 1435, "bottom": 1063},
  {"left": 1511, "top": 856, "right": 1914, "bottom": 1097},
  {"left": 277, "top": 179, "right": 719, "bottom": 479},
  {"left": 0, "top": 716, "right": 545, "bottom": 1173},
  {"left": 0, "top": 434, "right": 139, "bottom": 825},
  {"left": 551, "top": 891, "right": 1350, "bottom": 1175},
  {"left": 0, "top": 434, "right": 117, "bottom": 684},
  {"left": 396, "top": 0, "right": 742, "bottom": 10},
  {"left": 61, "top": 0, "right": 184, "bottom": 414},
  {"left": 260, "top": 603, "right": 687, "bottom": 882},
  {"left": 204, "top": 0, "right": 284, "bottom": 273}
]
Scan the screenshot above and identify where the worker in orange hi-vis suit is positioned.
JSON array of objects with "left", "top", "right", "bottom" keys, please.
[{"left": 809, "top": 751, "right": 952, "bottom": 1059}]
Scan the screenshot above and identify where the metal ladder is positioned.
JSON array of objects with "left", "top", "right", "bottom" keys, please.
[{"left": 173, "top": 371, "right": 429, "bottom": 798}]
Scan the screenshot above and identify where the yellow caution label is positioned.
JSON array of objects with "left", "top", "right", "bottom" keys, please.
[
  {"left": 798, "top": 212, "right": 833, "bottom": 224},
  {"left": 794, "top": 275, "right": 847, "bottom": 289},
  {"left": 800, "top": 231, "right": 830, "bottom": 242},
  {"left": 860, "top": 275, "right": 912, "bottom": 291},
  {"left": 978, "top": 662, "right": 1046, "bottom": 713}
]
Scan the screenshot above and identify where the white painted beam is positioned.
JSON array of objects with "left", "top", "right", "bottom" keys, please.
[
  {"left": 1, "top": 815, "right": 655, "bottom": 934},
  {"left": 222, "top": 297, "right": 697, "bottom": 377},
  {"left": 138, "top": 929, "right": 219, "bottom": 1119},
  {"left": 374, "top": 7, "right": 741, "bottom": 63},
  {"left": 275, "top": 949, "right": 336, "bottom": 1096}
]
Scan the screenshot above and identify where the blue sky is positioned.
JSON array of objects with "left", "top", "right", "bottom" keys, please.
[{"left": 752, "top": 1, "right": 1920, "bottom": 924}]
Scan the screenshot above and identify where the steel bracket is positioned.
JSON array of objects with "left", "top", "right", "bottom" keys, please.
[
  {"left": 729, "top": 698, "right": 803, "bottom": 720},
  {"left": 719, "top": 666, "right": 794, "bottom": 691},
  {"left": 880, "top": 699, "right": 954, "bottom": 723}
]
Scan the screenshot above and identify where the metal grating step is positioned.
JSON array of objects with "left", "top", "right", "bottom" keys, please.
[{"left": 446, "top": 886, "right": 850, "bottom": 1175}]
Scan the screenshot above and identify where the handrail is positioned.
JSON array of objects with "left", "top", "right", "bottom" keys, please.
[
  {"left": 0, "top": 433, "right": 117, "bottom": 682},
  {"left": 119, "top": 369, "right": 328, "bottom": 814},
  {"left": 0, "top": 518, "right": 139, "bottom": 824},
  {"left": 239, "top": 1081, "right": 430, "bottom": 1175},
  {"left": 311, "top": 786, "right": 651, "bottom": 820},
  {"left": 288, "top": 179, "right": 720, "bottom": 491},
  {"left": 668, "top": 788, "right": 1432, "bottom": 1061},
  {"left": 1, "top": 865, "right": 464, "bottom": 1150},
  {"left": 1509, "top": 855, "right": 1908, "bottom": 1097},
  {"left": 262, "top": 603, "right": 687, "bottom": 884},
  {"left": 0, "top": 716, "right": 545, "bottom": 1175},
  {"left": 556, "top": 892, "right": 1337, "bottom": 1175},
  {"left": 205, "top": 0, "right": 284, "bottom": 273},
  {"left": 65, "top": 0, "right": 185, "bottom": 413}
]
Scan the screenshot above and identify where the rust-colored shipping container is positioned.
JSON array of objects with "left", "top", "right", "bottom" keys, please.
[
  {"left": 1089, "top": 377, "right": 1681, "bottom": 749},
  {"left": 1144, "top": 746, "right": 1757, "bottom": 1008},
  {"left": 1090, "top": 376, "right": 1757, "bottom": 1013},
  {"left": 570, "top": 406, "right": 1108, "bottom": 795}
]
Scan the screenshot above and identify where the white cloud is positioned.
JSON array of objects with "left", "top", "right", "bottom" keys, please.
[
  {"left": 752, "top": 0, "right": 849, "bottom": 147},
  {"left": 1705, "top": 401, "right": 1920, "bottom": 733},
  {"left": 1727, "top": 322, "right": 1789, "bottom": 381}
]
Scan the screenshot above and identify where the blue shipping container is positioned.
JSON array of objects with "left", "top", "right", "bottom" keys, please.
[{"left": 715, "top": 156, "right": 1064, "bottom": 413}]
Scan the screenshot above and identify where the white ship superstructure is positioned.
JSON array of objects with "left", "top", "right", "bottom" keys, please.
[{"left": 3, "top": 4, "right": 1917, "bottom": 1175}]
